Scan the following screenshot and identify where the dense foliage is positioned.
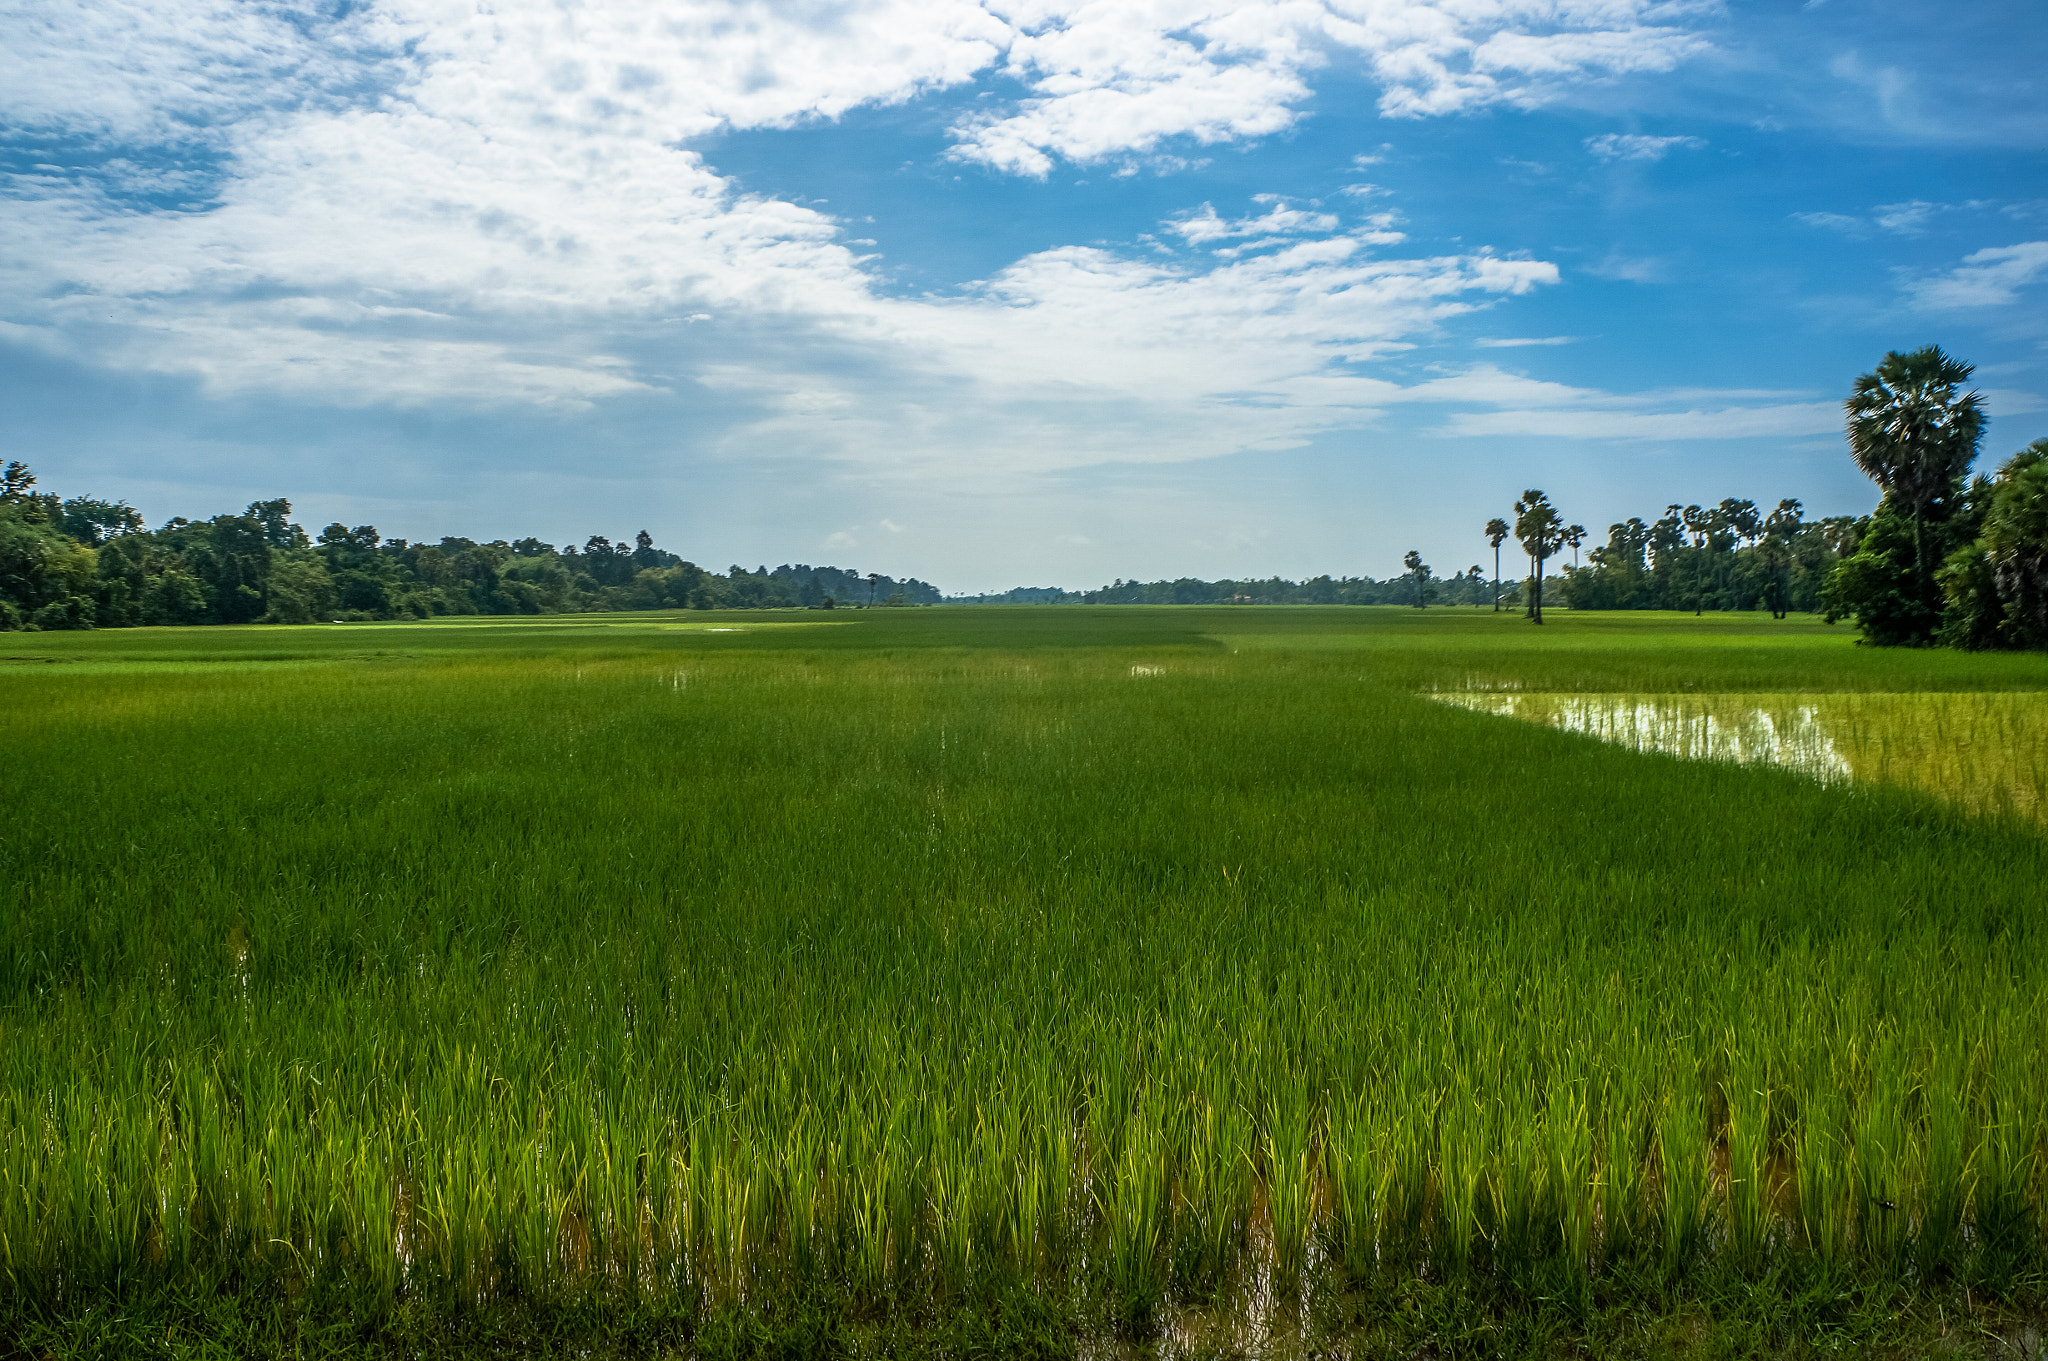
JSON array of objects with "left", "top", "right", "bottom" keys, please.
[
  {"left": 1935, "top": 439, "right": 2048, "bottom": 651},
  {"left": 1817, "top": 345, "right": 2047, "bottom": 651},
  {"left": 1547, "top": 497, "right": 1857, "bottom": 616},
  {"left": 954, "top": 569, "right": 1509, "bottom": 606},
  {"left": 0, "top": 463, "right": 938, "bottom": 629}
]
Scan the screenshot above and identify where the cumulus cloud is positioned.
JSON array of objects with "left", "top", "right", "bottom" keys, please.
[
  {"left": 1168, "top": 199, "right": 1341, "bottom": 245},
  {"left": 1906, "top": 242, "right": 2048, "bottom": 309},
  {"left": 951, "top": 0, "right": 1714, "bottom": 175},
  {"left": 0, "top": 0, "right": 1745, "bottom": 476},
  {"left": 1583, "top": 132, "right": 1705, "bottom": 162}
]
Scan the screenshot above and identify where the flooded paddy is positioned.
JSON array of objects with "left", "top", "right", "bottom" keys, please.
[{"left": 1435, "top": 690, "right": 2048, "bottom": 822}]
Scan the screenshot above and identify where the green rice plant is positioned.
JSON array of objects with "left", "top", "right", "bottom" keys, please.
[
  {"left": 1918, "top": 1039, "right": 1971, "bottom": 1279},
  {"left": 1719, "top": 1041, "right": 1781, "bottom": 1273},
  {"left": 1656, "top": 1075, "right": 1711, "bottom": 1277},
  {"left": 1594, "top": 1064, "right": 1652, "bottom": 1267},
  {"left": 1544, "top": 1073, "right": 1593, "bottom": 1279},
  {"left": 1792, "top": 1083, "right": 1853, "bottom": 1268},
  {"left": 1260, "top": 1067, "right": 1315, "bottom": 1292},
  {"left": 1853, "top": 1033, "right": 1917, "bottom": 1272},
  {"left": 1099, "top": 1083, "right": 1168, "bottom": 1328},
  {"left": 1435, "top": 1077, "right": 1491, "bottom": 1275},
  {"left": 1968, "top": 1020, "right": 2044, "bottom": 1286},
  {"left": 1171, "top": 1054, "right": 1250, "bottom": 1297}
]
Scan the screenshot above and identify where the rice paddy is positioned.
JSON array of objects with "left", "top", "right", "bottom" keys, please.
[{"left": 3, "top": 607, "right": 2047, "bottom": 1358}]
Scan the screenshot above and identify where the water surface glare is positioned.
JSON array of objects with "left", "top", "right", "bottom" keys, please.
[{"left": 1433, "top": 690, "right": 2048, "bottom": 823}]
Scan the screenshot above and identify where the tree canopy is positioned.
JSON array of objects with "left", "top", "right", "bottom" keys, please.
[{"left": 0, "top": 466, "right": 940, "bottom": 631}]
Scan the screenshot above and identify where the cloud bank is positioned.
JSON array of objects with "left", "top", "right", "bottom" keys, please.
[{"left": 3, "top": 0, "right": 1821, "bottom": 484}]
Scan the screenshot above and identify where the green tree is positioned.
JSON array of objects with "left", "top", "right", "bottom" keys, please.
[
  {"left": 1402, "top": 550, "right": 1430, "bottom": 607},
  {"left": 1678, "top": 505, "right": 1711, "bottom": 614},
  {"left": 1, "top": 461, "right": 35, "bottom": 503},
  {"left": 1513, "top": 490, "right": 1569, "bottom": 624},
  {"left": 1759, "top": 500, "right": 1803, "bottom": 619},
  {"left": 1984, "top": 439, "right": 2048, "bottom": 649},
  {"left": 1939, "top": 438, "right": 2048, "bottom": 650},
  {"left": 58, "top": 496, "right": 144, "bottom": 546},
  {"left": 1831, "top": 346, "right": 1985, "bottom": 643},
  {"left": 1484, "top": 517, "right": 1509, "bottom": 612},
  {"left": 0, "top": 499, "right": 98, "bottom": 629},
  {"left": 1846, "top": 346, "right": 1984, "bottom": 589}
]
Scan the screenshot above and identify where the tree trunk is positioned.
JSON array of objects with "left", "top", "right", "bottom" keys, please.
[
  {"left": 1913, "top": 511, "right": 1928, "bottom": 604},
  {"left": 1492, "top": 546, "right": 1501, "bottom": 612}
]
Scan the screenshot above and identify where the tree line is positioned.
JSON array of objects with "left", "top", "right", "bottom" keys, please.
[
  {"left": 1476, "top": 488, "right": 1860, "bottom": 623},
  {"left": 0, "top": 467, "right": 938, "bottom": 630},
  {"left": 1476, "top": 347, "right": 2046, "bottom": 650},
  {"left": 949, "top": 570, "right": 1512, "bottom": 608}
]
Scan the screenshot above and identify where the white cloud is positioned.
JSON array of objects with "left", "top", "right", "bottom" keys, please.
[
  {"left": 1168, "top": 200, "right": 1342, "bottom": 244},
  {"left": 0, "top": 0, "right": 1731, "bottom": 481},
  {"left": 1872, "top": 199, "right": 1939, "bottom": 233},
  {"left": 1982, "top": 388, "right": 2047, "bottom": 418},
  {"left": 1441, "top": 402, "right": 1838, "bottom": 439},
  {"left": 1791, "top": 210, "right": 1866, "bottom": 235},
  {"left": 1583, "top": 133, "right": 1705, "bottom": 162},
  {"left": 1586, "top": 252, "right": 1665, "bottom": 283},
  {"left": 1472, "top": 335, "right": 1580, "bottom": 347},
  {"left": 1377, "top": 365, "right": 1840, "bottom": 441},
  {"left": 948, "top": 0, "right": 1714, "bottom": 175},
  {"left": 1907, "top": 242, "right": 2048, "bottom": 308}
]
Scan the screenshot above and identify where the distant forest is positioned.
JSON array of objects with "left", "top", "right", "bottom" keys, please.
[
  {"left": 952, "top": 572, "right": 1505, "bottom": 607},
  {"left": 0, "top": 464, "right": 938, "bottom": 629},
  {"left": 952, "top": 497, "right": 1861, "bottom": 614},
  {"left": 1554, "top": 499, "right": 1858, "bottom": 615}
]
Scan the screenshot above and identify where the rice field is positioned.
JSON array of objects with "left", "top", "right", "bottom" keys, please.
[{"left": 3, "top": 607, "right": 2047, "bottom": 1357}]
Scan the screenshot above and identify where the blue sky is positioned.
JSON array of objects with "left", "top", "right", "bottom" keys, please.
[{"left": 3, "top": 0, "right": 2043, "bottom": 592}]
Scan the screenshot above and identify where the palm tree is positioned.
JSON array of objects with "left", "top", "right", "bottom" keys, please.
[
  {"left": 1565, "top": 524, "right": 1586, "bottom": 570},
  {"left": 1513, "top": 491, "right": 1570, "bottom": 624},
  {"left": 866, "top": 572, "right": 881, "bottom": 606},
  {"left": 1845, "top": 345, "right": 1984, "bottom": 593},
  {"left": 1761, "top": 499, "right": 1804, "bottom": 619},
  {"left": 1680, "top": 505, "right": 1711, "bottom": 615},
  {"left": 1467, "top": 565, "right": 1483, "bottom": 607},
  {"left": 1402, "top": 550, "right": 1429, "bottom": 607},
  {"left": 1484, "top": 517, "right": 1510, "bottom": 612}
]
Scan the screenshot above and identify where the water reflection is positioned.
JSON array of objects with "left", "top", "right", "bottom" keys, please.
[
  {"left": 1433, "top": 690, "right": 2047, "bottom": 823},
  {"left": 1435, "top": 693, "right": 1853, "bottom": 783}
]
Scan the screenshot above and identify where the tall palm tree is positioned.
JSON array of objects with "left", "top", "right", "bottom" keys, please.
[
  {"left": 1845, "top": 345, "right": 1984, "bottom": 592},
  {"left": 1761, "top": 498, "right": 1804, "bottom": 619},
  {"left": 1484, "top": 517, "right": 1509, "bottom": 612},
  {"left": 1513, "top": 491, "right": 1569, "bottom": 624},
  {"left": 1402, "top": 550, "right": 1429, "bottom": 607},
  {"left": 1680, "top": 505, "right": 1711, "bottom": 615}
]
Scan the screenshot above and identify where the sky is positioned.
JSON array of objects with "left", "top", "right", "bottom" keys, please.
[{"left": 3, "top": 0, "right": 2044, "bottom": 593}]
